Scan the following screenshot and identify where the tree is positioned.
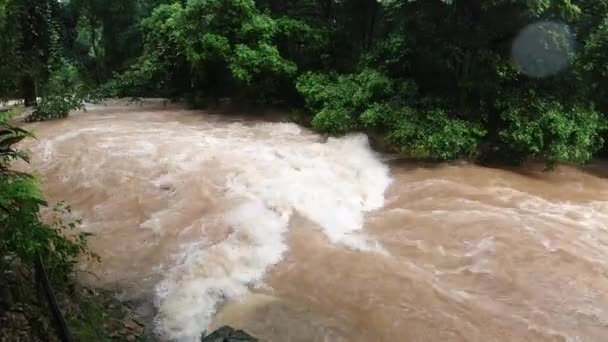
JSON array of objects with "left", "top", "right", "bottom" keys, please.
[
  {"left": 110, "top": 0, "right": 308, "bottom": 104},
  {"left": 0, "top": 0, "right": 58, "bottom": 105},
  {"left": 67, "top": 0, "right": 140, "bottom": 84},
  {"left": 97, "top": 0, "right": 608, "bottom": 165}
]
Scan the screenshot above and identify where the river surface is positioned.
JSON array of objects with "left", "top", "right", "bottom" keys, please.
[{"left": 21, "top": 100, "right": 608, "bottom": 341}]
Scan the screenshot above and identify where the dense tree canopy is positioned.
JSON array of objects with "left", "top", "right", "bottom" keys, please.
[{"left": 2, "top": 0, "right": 608, "bottom": 165}]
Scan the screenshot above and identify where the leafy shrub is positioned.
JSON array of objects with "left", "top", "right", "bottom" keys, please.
[
  {"left": 497, "top": 95, "right": 606, "bottom": 165},
  {"left": 27, "top": 63, "right": 88, "bottom": 122},
  {"left": 102, "top": 2, "right": 191, "bottom": 98},
  {"left": 298, "top": 69, "right": 484, "bottom": 160},
  {"left": 0, "top": 117, "right": 96, "bottom": 281},
  {"left": 275, "top": 17, "right": 329, "bottom": 69},
  {"left": 0, "top": 116, "right": 31, "bottom": 169},
  {"left": 100, "top": 49, "right": 178, "bottom": 99},
  {"left": 296, "top": 69, "right": 394, "bottom": 134},
  {"left": 230, "top": 43, "right": 297, "bottom": 84},
  {"left": 362, "top": 103, "right": 486, "bottom": 160},
  {"left": 579, "top": 17, "right": 608, "bottom": 112}
]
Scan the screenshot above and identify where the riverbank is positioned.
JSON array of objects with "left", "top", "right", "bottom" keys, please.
[
  {"left": 1, "top": 259, "right": 260, "bottom": 342},
  {"left": 0, "top": 259, "right": 151, "bottom": 341}
]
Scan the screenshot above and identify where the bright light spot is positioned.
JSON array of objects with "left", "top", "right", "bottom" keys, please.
[{"left": 511, "top": 21, "right": 575, "bottom": 78}]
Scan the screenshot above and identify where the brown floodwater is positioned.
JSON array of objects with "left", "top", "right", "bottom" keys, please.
[{"left": 20, "top": 100, "right": 608, "bottom": 341}]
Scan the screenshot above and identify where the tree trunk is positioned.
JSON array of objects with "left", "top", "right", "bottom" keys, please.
[
  {"left": 366, "top": 0, "right": 379, "bottom": 49},
  {"left": 22, "top": 76, "right": 36, "bottom": 107},
  {"left": 320, "top": 0, "right": 333, "bottom": 19},
  {"left": 90, "top": 17, "right": 103, "bottom": 85},
  {"left": 458, "top": 50, "right": 473, "bottom": 117}
]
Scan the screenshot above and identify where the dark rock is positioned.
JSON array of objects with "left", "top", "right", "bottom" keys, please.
[
  {"left": 0, "top": 284, "right": 14, "bottom": 309},
  {"left": 0, "top": 304, "right": 47, "bottom": 342},
  {"left": 201, "top": 326, "right": 258, "bottom": 342},
  {"left": 159, "top": 184, "right": 173, "bottom": 191}
]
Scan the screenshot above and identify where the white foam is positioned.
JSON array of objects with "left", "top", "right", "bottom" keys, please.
[
  {"left": 34, "top": 119, "right": 392, "bottom": 341},
  {"left": 154, "top": 201, "right": 290, "bottom": 341},
  {"left": 26, "top": 117, "right": 392, "bottom": 341},
  {"left": 223, "top": 134, "right": 391, "bottom": 248},
  {"left": 153, "top": 132, "right": 390, "bottom": 341}
]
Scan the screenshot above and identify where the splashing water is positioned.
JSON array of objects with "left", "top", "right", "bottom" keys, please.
[{"left": 22, "top": 101, "right": 391, "bottom": 341}]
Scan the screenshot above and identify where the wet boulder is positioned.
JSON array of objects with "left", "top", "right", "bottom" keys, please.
[{"left": 201, "top": 326, "right": 257, "bottom": 342}]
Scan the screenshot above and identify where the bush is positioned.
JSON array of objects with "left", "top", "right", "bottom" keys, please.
[
  {"left": 296, "top": 69, "right": 395, "bottom": 134},
  {"left": 26, "top": 63, "right": 88, "bottom": 122},
  {"left": 496, "top": 95, "right": 606, "bottom": 165},
  {"left": 298, "top": 69, "right": 484, "bottom": 160},
  {"left": 579, "top": 17, "right": 608, "bottom": 112},
  {"left": 0, "top": 117, "right": 96, "bottom": 281},
  {"left": 362, "top": 103, "right": 486, "bottom": 160}
]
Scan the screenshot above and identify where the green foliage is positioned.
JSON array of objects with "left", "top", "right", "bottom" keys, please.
[
  {"left": 0, "top": 0, "right": 55, "bottom": 103},
  {"left": 497, "top": 95, "right": 606, "bottom": 165},
  {"left": 363, "top": 105, "right": 486, "bottom": 160},
  {"left": 111, "top": 0, "right": 307, "bottom": 103},
  {"left": 3, "top": 0, "right": 606, "bottom": 166},
  {"left": 67, "top": 0, "right": 141, "bottom": 84},
  {"left": 291, "top": 0, "right": 608, "bottom": 164},
  {"left": 297, "top": 69, "right": 394, "bottom": 134},
  {"left": 298, "top": 68, "right": 485, "bottom": 160},
  {"left": 230, "top": 43, "right": 297, "bottom": 84},
  {"left": 0, "top": 0, "right": 98, "bottom": 118},
  {"left": 27, "top": 63, "right": 88, "bottom": 122},
  {"left": 525, "top": 0, "right": 581, "bottom": 20},
  {"left": 0, "top": 119, "right": 31, "bottom": 172},
  {"left": 177, "top": 0, "right": 299, "bottom": 90},
  {"left": 0, "top": 117, "right": 95, "bottom": 281},
  {"left": 101, "top": 2, "right": 188, "bottom": 98},
  {"left": 274, "top": 16, "right": 330, "bottom": 71},
  {"left": 579, "top": 16, "right": 608, "bottom": 112}
]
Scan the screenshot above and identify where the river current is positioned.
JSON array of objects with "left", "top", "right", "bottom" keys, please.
[{"left": 21, "top": 100, "right": 608, "bottom": 341}]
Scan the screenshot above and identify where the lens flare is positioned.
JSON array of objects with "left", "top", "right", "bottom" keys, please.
[{"left": 511, "top": 21, "right": 575, "bottom": 78}]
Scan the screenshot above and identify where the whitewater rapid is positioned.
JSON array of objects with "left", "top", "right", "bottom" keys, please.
[
  {"left": 24, "top": 102, "right": 391, "bottom": 341},
  {"left": 21, "top": 100, "right": 608, "bottom": 341}
]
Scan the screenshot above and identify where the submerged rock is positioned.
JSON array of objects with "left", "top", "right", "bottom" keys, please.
[{"left": 201, "top": 326, "right": 257, "bottom": 342}]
